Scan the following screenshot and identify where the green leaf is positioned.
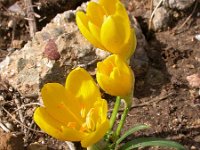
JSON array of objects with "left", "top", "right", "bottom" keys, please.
[
  {"left": 119, "top": 137, "right": 186, "bottom": 150},
  {"left": 116, "top": 124, "right": 150, "bottom": 145}
]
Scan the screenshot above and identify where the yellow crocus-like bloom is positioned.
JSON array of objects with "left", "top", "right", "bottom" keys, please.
[
  {"left": 34, "top": 67, "right": 109, "bottom": 148},
  {"left": 96, "top": 54, "right": 134, "bottom": 97},
  {"left": 76, "top": 0, "right": 137, "bottom": 60}
]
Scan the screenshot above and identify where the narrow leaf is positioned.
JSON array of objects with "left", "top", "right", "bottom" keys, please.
[
  {"left": 116, "top": 124, "right": 150, "bottom": 145},
  {"left": 119, "top": 137, "right": 185, "bottom": 150}
]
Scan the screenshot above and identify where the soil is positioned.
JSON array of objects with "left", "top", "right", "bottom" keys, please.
[{"left": 0, "top": 0, "right": 200, "bottom": 150}]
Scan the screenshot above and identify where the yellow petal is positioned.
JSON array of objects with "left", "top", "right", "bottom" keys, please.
[
  {"left": 99, "top": 0, "right": 119, "bottom": 15},
  {"left": 81, "top": 119, "right": 109, "bottom": 147},
  {"left": 114, "top": 2, "right": 130, "bottom": 25},
  {"left": 41, "top": 83, "right": 82, "bottom": 126},
  {"left": 34, "top": 107, "right": 66, "bottom": 141},
  {"left": 93, "top": 98, "right": 108, "bottom": 122},
  {"left": 100, "top": 2, "right": 132, "bottom": 55},
  {"left": 65, "top": 67, "right": 101, "bottom": 107},
  {"left": 76, "top": 11, "right": 102, "bottom": 48},
  {"left": 110, "top": 73, "right": 133, "bottom": 96},
  {"left": 61, "top": 126, "right": 86, "bottom": 141},
  {"left": 86, "top": 2, "right": 105, "bottom": 27},
  {"left": 97, "top": 58, "right": 114, "bottom": 76},
  {"left": 118, "top": 29, "right": 137, "bottom": 60},
  {"left": 101, "top": 16, "right": 130, "bottom": 54},
  {"left": 96, "top": 73, "right": 115, "bottom": 95},
  {"left": 99, "top": 73, "right": 133, "bottom": 96},
  {"left": 101, "top": 16, "right": 124, "bottom": 53},
  {"left": 88, "top": 21, "right": 101, "bottom": 45},
  {"left": 96, "top": 72, "right": 113, "bottom": 93},
  {"left": 114, "top": 2, "right": 131, "bottom": 43}
]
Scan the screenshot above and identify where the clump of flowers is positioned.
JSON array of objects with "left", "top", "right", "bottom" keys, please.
[
  {"left": 76, "top": 0, "right": 136, "bottom": 60},
  {"left": 33, "top": 0, "right": 185, "bottom": 150},
  {"left": 34, "top": 68, "right": 109, "bottom": 148}
]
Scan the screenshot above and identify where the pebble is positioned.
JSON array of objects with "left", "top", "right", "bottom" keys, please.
[
  {"left": 195, "top": 34, "right": 200, "bottom": 41},
  {"left": 0, "top": 95, "right": 4, "bottom": 101},
  {"left": 191, "top": 146, "right": 197, "bottom": 150},
  {"left": 153, "top": 7, "right": 170, "bottom": 31},
  {"left": 4, "top": 122, "right": 14, "bottom": 131}
]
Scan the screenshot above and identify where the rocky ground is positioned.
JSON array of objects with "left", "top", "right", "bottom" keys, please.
[{"left": 0, "top": 0, "right": 200, "bottom": 149}]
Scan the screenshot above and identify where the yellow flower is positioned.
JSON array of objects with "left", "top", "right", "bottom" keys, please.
[
  {"left": 76, "top": 0, "right": 136, "bottom": 59},
  {"left": 34, "top": 67, "right": 109, "bottom": 148},
  {"left": 96, "top": 54, "right": 134, "bottom": 97}
]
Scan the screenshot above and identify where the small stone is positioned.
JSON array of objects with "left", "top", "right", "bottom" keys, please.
[
  {"left": 4, "top": 122, "right": 14, "bottom": 131},
  {"left": 8, "top": 87, "right": 13, "bottom": 92},
  {"left": 7, "top": 20, "right": 14, "bottom": 28},
  {"left": 195, "top": 34, "right": 200, "bottom": 41},
  {"left": 43, "top": 39, "right": 60, "bottom": 61},
  {"left": 186, "top": 73, "right": 200, "bottom": 88},
  {"left": 153, "top": 7, "right": 170, "bottom": 31},
  {"left": 0, "top": 95, "right": 4, "bottom": 101},
  {"left": 191, "top": 146, "right": 197, "bottom": 150}
]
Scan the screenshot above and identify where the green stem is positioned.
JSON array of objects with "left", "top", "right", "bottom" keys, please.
[
  {"left": 114, "top": 94, "right": 132, "bottom": 139},
  {"left": 115, "top": 106, "right": 129, "bottom": 138},
  {"left": 109, "top": 96, "right": 121, "bottom": 130}
]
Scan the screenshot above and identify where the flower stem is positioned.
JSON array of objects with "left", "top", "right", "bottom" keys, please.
[
  {"left": 115, "top": 106, "right": 129, "bottom": 138},
  {"left": 115, "top": 94, "right": 132, "bottom": 139},
  {"left": 109, "top": 96, "right": 121, "bottom": 130}
]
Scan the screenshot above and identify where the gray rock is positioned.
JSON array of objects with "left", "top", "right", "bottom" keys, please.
[
  {"left": 129, "top": 16, "right": 149, "bottom": 76},
  {"left": 152, "top": 7, "right": 170, "bottom": 31},
  {"left": 0, "top": 10, "right": 94, "bottom": 97},
  {"left": 167, "top": 0, "right": 196, "bottom": 10},
  {"left": 153, "top": 0, "right": 196, "bottom": 10},
  {"left": 0, "top": 5, "right": 149, "bottom": 98}
]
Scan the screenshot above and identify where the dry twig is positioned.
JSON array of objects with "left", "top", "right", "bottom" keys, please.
[
  {"left": 129, "top": 92, "right": 174, "bottom": 110},
  {"left": 109, "top": 92, "right": 175, "bottom": 113},
  {"left": 14, "top": 99, "right": 24, "bottom": 124},
  {"left": 24, "top": 0, "right": 37, "bottom": 37},
  {"left": 13, "top": 102, "right": 41, "bottom": 113},
  {"left": 2, "top": 107, "right": 42, "bottom": 133}
]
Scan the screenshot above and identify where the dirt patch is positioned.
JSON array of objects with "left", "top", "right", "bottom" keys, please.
[
  {"left": 123, "top": 1, "right": 200, "bottom": 150},
  {"left": 0, "top": 0, "right": 200, "bottom": 150}
]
